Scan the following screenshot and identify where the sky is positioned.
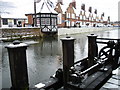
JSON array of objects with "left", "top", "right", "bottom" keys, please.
[{"left": 0, "top": 0, "right": 120, "bottom": 21}]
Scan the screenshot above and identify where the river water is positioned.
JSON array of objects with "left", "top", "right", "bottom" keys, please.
[{"left": 0, "top": 28, "right": 119, "bottom": 89}]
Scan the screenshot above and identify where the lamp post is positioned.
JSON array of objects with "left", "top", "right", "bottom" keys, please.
[{"left": 34, "top": 0, "right": 37, "bottom": 27}]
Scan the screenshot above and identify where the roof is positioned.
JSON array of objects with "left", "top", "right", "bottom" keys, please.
[
  {"left": 60, "top": 3, "right": 69, "bottom": 14},
  {"left": 1, "top": 13, "right": 27, "bottom": 19},
  {"left": 37, "top": 0, "right": 57, "bottom": 14}
]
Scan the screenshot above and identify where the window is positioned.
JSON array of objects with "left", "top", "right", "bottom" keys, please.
[
  {"left": 41, "top": 18, "right": 45, "bottom": 25},
  {"left": 52, "top": 18, "right": 56, "bottom": 25},
  {"left": 80, "top": 16, "right": 82, "bottom": 20},
  {"left": 41, "top": 14, "right": 46, "bottom": 17},
  {"left": 3, "top": 19, "right": 8, "bottom": 25},
  {"left": 37, "top": 18, "right": 40, "bottom": 24},
  {"left": 45, "top": 18, "right": 50, "bottom": 25},
  {"left": 83, "top": 16, "right": 86, "bottom": 20},
  {"left": 41, "top": 18, "right": 50, "bottom": 25},
  {"left": 72, "top": 21, "right": 74, "bottom": 26},
  {"left": 72, "top": 14, "right": 75, "bottom": 19},
  {"left": 76, "top": 17, "right": 78, "bottom": 19},
  {"left": 58, "top": 13, "right": 62, "bottom": 24},
  {"left": 66, "top": 13, "right": 68, "bottom": 18},
  {"left": 66, "top": 21, "right": 70, "bottom": 26},
  {"left": 51, "top": 15, "right": 56, "bottom": 17},
  {"left": 66, "top": 13, "right": 70, "bottom": 18},
  {"left": 37, "top": 15, "right": 40, "bottom": 17},
  {"left": 14, "top": 19, "right": 17, "bottom": 25},
  {"left": 46, "top": 14, "right": 50, "bottom": 17}
]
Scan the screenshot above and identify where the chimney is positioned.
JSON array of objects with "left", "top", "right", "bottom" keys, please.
[
  {"left": 72, "top": 0, "right": 76, "bottom": 9},
  {"left": 58, "top": 0, "right": 63, "bottom": 5}
]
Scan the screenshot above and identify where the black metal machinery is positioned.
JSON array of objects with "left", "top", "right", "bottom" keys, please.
[
  {"left": 34, "top": 35, "right": 120, "bottom": 90},
  {"left": 66, "top": 37, "right": 120, "bottom": 90}
]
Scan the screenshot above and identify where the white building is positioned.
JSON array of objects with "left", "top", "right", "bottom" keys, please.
[{"left": 0, "top": 14, "right": 27, "bottom": 28}]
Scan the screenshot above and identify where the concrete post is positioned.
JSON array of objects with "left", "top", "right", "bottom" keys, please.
[
  {"left": 61, "top": 37, "right": 75, "bottom": 89},
  {"left": 5, "top": 40, "right": 29, "bottom": 90},
  {"left": 87, "top": 34, "right": 98, "bottom": 67}
]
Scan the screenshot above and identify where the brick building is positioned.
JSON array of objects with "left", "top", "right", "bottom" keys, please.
[
  {"left": 25, "top": 0, "right": 110, "bottom": 28},
  {"left": 54, "top": 0, "right": 110, "bottom": 28}
]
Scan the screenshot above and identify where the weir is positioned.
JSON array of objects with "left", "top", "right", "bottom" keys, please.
[{"left": 5, "top": 34, "right": 120, "bottom": 90}]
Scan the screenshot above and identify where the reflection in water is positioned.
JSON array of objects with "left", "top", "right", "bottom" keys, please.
[
  {"left": 1, "top": 29, "right": 119, "bottom": 88},
  {"left": 1, "top": 42, "right": 11, "bottom": 88},
  {"left": 74, "top": 35, "right": 88, "bottom": 61},
  {"left": 27, "top": 37, "right": 63, "bottom": 87}
]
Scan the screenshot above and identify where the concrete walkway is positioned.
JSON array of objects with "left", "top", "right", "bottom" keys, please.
[{"left": 100, "top": 64, "right": 120, "bottom": 90}]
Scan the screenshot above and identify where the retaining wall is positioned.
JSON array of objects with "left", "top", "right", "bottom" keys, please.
[
  {"left": 0, "top": 27, "right": 43, "bottom": 41},
  {"left": 58, "top": 27, "right": 117, "bottom": 36}
]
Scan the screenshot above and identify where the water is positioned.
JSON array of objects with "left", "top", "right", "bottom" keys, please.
[{"left": 1, "top": 28, "right": 119, "bottom": 89}]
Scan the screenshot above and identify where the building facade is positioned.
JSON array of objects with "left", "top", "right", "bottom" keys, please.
[
  {"left": 25, "top": 0, "right": 110, "bottom": 28},
  {"left": 54, "top": 0, "right": 110, "bottom": 28},
  {"left": 0, "top": 17, "right": 26, "bottom": 27}
]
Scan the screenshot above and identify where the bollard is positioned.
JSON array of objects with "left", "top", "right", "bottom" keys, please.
[
  {"left": 5, "top": 40, "right": 29, "bottom": 90},
  {"left": 61, "top": 37, "right": 75, "bottom": 89},
  {"left": 87, "top": 34, "right": 98, "bottom": 68}
]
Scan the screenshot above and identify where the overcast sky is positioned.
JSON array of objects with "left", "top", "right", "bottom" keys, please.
[{"left": 1, "top": 0, "right": 120, "bottom": 21}]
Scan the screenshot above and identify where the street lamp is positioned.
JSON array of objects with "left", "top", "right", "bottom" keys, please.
[
  {"left": 34, "top": 0, "right": 37, "bottom": 27},
  {"left": 34, "top": 0, "right": 41, "bottom": 27}
]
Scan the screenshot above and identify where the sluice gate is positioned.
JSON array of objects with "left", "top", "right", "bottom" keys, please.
[{"left": 5, "top": 34, "right": 120, "bottom": 90}]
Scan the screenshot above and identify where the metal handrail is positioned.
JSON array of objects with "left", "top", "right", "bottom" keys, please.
[
  {"left": 97, "top": 38, "right": 120, "bottom": 41},
  {"left": 96, "top": 41, "right": 108, "bottom": 44}
]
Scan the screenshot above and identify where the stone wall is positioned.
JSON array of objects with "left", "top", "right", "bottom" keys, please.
[{"left": 1, "top": 27, "right": 43, "bottom": 41}]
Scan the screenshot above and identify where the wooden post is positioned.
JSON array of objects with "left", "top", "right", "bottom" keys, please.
[
  {"left": 5, "top": 40, "right": 29, "bottom": 90},
  {"left": 61, "top": 37, "right": 75, "bottom": 89},
  {"left": 87, "top": 34, "right": 98, "bottom": 67}
]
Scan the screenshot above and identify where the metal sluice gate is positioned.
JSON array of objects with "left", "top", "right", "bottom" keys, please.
[
  {"left": 6, "top": 34, "right": 120, "bottom": 90},
  {"left": 34, "top": 35, "right": 120, "bottom": 90}
]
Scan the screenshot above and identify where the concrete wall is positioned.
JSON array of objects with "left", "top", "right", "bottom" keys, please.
[{"left": 58, "top": 27, "right": 116, "bottom": 36}]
